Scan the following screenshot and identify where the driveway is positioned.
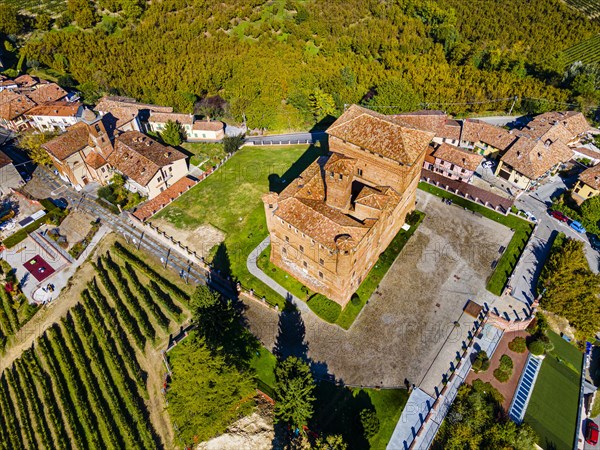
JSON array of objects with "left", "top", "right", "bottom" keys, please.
[{"left": 242, "top": 190, "right": 513, "bottom": 389}]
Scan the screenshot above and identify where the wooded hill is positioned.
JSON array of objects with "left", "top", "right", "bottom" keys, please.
[{"left": 3, "top": 0, "right": 600, "bottom": 130}]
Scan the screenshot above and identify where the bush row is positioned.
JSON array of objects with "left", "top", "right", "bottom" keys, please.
[
  {"left": 0, "top": 372, "right": 25, "bottom": 450},
  {"left": 4, "top": 366, "right": 37, "bottom": 447},
  {"left": 123, "top": 261, "right": 172, "bottom": 328},
  {"left": 93, "top": 259, "right": 146, "bottom": 349}
]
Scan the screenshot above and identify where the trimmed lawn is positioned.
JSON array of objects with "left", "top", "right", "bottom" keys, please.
[
  {"left": 524, "top": 331, "right": 583, "bottom": 450},
  {"left": 256, "top": 211, "right": 425, "bottom": 328},
  {"left": 253, "top": 347, "right": 408, "bottom": 449},
  {"left": 417, "top": 182, "right": 534, "bottom": 295},
  {"left": 182, "top": 142, "right": 226, "bottom": 170},
  {"left": 154, "top": 144, "right": 325, "bottom": 308}
]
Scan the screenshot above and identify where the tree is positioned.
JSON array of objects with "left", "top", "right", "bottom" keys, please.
[
  {"left": 539, "top": 236, "right": 600, "bottom": 340},
  {"left": 309, "top": 89, "right": 336, "bottom": 121},
  {"left": 160, "top": 120, "right": 186, "bottom": 147},
  {"left": 527, "top": 339, "right": 545, "bottom": 356},
  {"left": 67, "top": 0, "right": 97, "bottom": 28},
  {"left": 274, "top": 356, "right": 315, "bottom": 429},
  {"left": 35, "top": 13, "right": 52, "bottom": 31},
  {"left": 0, "top": 5, "right": 21, "bottom": 36},
  {"left": 223, "top": 134, "right": 244, "bottom": 154},
  {"left": 359, "top": 408, "right": 380, "bottom": 439},
  {"left": 365, "top": 78, "right": 422, "bottom": 114},
  {"left": 18, "top": 131, "right": 56, "bottom": 166},
  {"left": 472, "top": 350, "right": 490, "bottom": 373},
  {"left": 194, "top": 95, "right": 227, "bottom": 119},
  {"left": 508, "top": 336, "right": 527, "bottom": 353},
  {"left": 314, "top": 434, "right": 347, "bottom": 450}
]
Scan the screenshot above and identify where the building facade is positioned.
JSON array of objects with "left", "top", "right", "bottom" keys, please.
[
  {"left": 262, "top": 105, "right": 434, "bottom": 306},
  {"left": 423, "top": 143, "right": 483, "bottom": 183},
  {"left": 573, "top": 164, "right": 600, "bottom": 204}
]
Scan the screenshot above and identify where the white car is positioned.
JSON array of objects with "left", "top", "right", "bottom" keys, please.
[
  {"left": 524, "top": 211, "right": 537, "bottom": 222},
  {"left": 482, "top": 161, "right": 494, "bottom": 169}
]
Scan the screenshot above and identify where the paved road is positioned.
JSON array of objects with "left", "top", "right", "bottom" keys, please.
[
  {"left": 31, "top": 168, "right": 240, "bottom": 299},
  {"left": 509, "top": 175, "right": 600, "bottom": 305}
]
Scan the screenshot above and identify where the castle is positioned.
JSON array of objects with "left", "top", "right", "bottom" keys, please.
[{"left": 262, "top": 105, "right": 435, "bottom": 306}]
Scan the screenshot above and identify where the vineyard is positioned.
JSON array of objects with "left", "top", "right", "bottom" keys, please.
[
  {"left": 0, "top": 0, "right": 66, "bottom": 16},
  {"left": 563, "top": 0, "right": 600, "bottom": 19},
  {"left": 0, "top": 242, "right": 191, "bottom": 449},
  {"left": 562, "top": 33, "right": 600, "bottom": 66},
  {"left": 0, "top": 260, "right": 40, "bottom": 351}
]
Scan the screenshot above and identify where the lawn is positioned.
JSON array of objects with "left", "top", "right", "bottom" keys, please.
[
  {"left": 417, "top": 182, "right": 534, "bottom": 295},
  {"left": 181, "top": 142, "right": 227, "bottom": 170},
  {"left": 256, "top": 211, "right": 425, "bottom": 328},
  {"left": 251, "top": 347, "right": 409, "bottom": 449},
  {"left": 524, "top": 331, "right": 583, "bottom": 450},
  {"left": 154, "top": 144, "right": 326, "bottom": 308}
]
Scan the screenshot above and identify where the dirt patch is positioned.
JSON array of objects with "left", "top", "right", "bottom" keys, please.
[
  {"left": 58, "top": 211, "right": 94, "bottom": 250},
  {"left": 197, "top": 401, "right": 274, "bottom": 450},
  {"left": 542, "top": 310, "right": 575, "bottom": 339},
  {"left": 149, "top": 219, "right": 225, "bottom": 258}
]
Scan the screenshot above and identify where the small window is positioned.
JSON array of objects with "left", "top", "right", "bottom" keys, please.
[
  {"left": 285, "top": 236, "right": 289, "bottom": 243},
  {"left": 303, "top": 261, "right": 308, "bottom": 268},
  {"left": 357, "top": 168, "right": 363, "bottom": 176},
  {"left": 330, "top": 171, "right": 334, "bottom": 177},
  {"left": 169, "top": 167, "right": 173, "bottom": 172},
  {"left": 299, "top": 245, "right": 304, "bottom": 253},
  {"left": 338, "top": 174, "right": 343, "bottom": 180},
  {"left": 319, "top": 258, "right": 324, "bottom": 266},
  {"left": 319, "top": 271, "right": 324, "bottom": 279},
  {"left": 282, "top": 247, "right": 287, "bottom": 254},
  {"left": 157, "top": 177, "right": 162, "bottom": 182},
  {"left": 101, "top": 167, "right": 105, "bottom": 173}
]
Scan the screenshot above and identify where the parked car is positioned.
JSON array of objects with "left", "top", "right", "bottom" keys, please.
[
  {"left": 482, "top": 161, "right": 494, "bottom": 169},
  {"left": 570, "top": 220, "right": 586, "bottom": 233},
  {"left": 588, "top": 234, "right": 600, "bottom": 252},
  {"left": 524, "top": 211, "right": 537, "bottom": 223},
  {"left": 585, "top": 420, "right": 598, "bottom": 445},
  {"left": 549, "top": 210, "right": 569, "bottom": 223}
]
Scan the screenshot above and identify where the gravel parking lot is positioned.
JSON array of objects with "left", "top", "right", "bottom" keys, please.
[{"left": 243, "top": 190, "right": 514, "bottom": 388}]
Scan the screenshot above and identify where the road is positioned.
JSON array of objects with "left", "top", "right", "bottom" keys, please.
[
  {"left": 508, "top": 174, "right": 600, "bottom": 305},
  {"left": 245, "top": 131, "right": 325, "bottom": 146},
  {"left": 31, "top": 168, "right": 238, "bottom": 299}
]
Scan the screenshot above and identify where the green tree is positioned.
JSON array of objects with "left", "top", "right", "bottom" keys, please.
[
  {"left": 67, "top": 0, "right": 97, "bottom": 28},
  {"left": 309, "top": 89, "right": 336, "bottom": 121},
  {"left": 160, "top": 120, "right": 186, "bottom": 147},
  {"left": 314, "top": 434, "right": 348, "bottom": 450},
  {"left": 539, "top": 237, "right": 600, "bottom": 340},
  {"left": 359, "top": 408, "right": 380, "bottom": 439},
  {"left": 35, "top": 13, "right": 52, "bottom": 31},
  {"left": 0, "top": 5, "right": 22, "bottom": 35},
  {"left": 18, "top": 131, "right": 55, "bottom": 166},
  {"left": 223, "top": 134, "right": 244, "bottom": 154},
  {"left": 365, "top": 78, "right": 422, "bottom": 114},
  {"left": 274, "top": 356, "right": 315, "bottom": 429},
  {"left": 167, "top": 332, "right": 255, "bottom": 445}
]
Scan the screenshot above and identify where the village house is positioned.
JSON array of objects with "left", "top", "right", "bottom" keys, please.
[
  {"left": 148, "top": 111, "right": 225, "bottom": 141},
  {"left": 573, "top": 164, "right": 600, "bottom": 204},
  {"left": 572, "top": 145, "right": 600, "bottom": 166},
  {"left": 263, "top": 105, "right": 434, "bottom": 306},
  {"left": 393, "top": 110, "right": 462, "bottom": 146},
  {"left": 95, "top": 96, "right": 174, "bottom": 135},
  {"left": 516, "top": 111, "right": 593, "bottom": 146},
  {"left": 495, "top": 136, "right": 573, "bottom": 190},
  {"left": 108, "top": 131, "right": 188, "bottom": 199},
  {"left": 0, "top": 150, "right": 24, "bottom": 195},
  {"left": 424, "top": 143, "right": 484, "bottom": 183},
  {"left": 460, "top": 119, "right": 516, "bottom": 158},
  {"left": 42, "top": 112, "right": 113, "bottom": 189},
  {"left": 26, "top": 101, "right": 84, "bottom": 133}
]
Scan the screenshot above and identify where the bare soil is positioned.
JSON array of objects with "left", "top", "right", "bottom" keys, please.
[
  {"left": 58, "top": 210, "right": 94, "bottom": 250},
  {"left": 149, "top": 219, "right": 225, "bottom": 258}
]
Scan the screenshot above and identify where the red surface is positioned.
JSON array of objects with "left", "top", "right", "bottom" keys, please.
[{"left": 24, "top": 255, "right": 55, "bottom": 282}]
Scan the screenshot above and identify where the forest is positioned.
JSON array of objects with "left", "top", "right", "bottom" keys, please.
[{"left": 1, "top": 0, "right": 599, "bottom": 130}]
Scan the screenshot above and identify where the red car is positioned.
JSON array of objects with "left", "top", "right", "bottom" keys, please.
[
  {"left": 550, "top": 210, "right": 569, "bottom": 222},
  {"left": 586, "top": 420, "right": 599, "bottom": 445}
]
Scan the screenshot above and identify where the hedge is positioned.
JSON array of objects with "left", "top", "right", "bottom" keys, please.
[{"left": 307, "top": 294, "right": 341, "bottom": 323}]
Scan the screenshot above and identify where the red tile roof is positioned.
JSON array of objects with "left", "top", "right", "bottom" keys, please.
[
  {"left": 25, "top": 83, "right": 67, "bottom": 104},
  {"left": 433, "top": 143, "right": 484, "bottom": 171},
  {"left": 578, "top": 164, "right": 600, "bottom": 191},
  {"left": 501, "top": 136, "right": 573, "bottom": 180},
  {"left": 25, "top": 101, "right": 81, "bottom": 117},
  {"left": 133, "top": 176, "right": 197, "bottom": 221},
  {"left": 462, "top": 119, "right": 516, "bottom": 150},
  {"left": 149, "top": 112, "right": 193, "bottom": 125},
  {"left": 192, "top": 120, "right": 224, "bottom": 132},
  {"left": 0, "top": 90, "right": 36, "bottom": 120}
]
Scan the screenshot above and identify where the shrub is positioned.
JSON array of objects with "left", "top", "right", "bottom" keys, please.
[
  {"left": 360, "top": 408, "right": 380, "bottom": 439},
  {"left": 508, "top": 336, "right": 527, "bottom": 353},
  {"left": 499, "top": 354, "right": 513, "bottom": 371},
  {"left": 493, "top": 368, "right": 510, "bottom": 382},
  {"left": 307, "top": 294, "right": 341, "bottom": 323},
  {"left": 473, "top": 350, "right": 490, "bottom": 373},
  {"left": 528, "top": 339, "right": 545, "bottom": 356}
]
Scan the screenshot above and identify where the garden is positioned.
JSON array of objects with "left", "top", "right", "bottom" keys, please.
[
  {"left": 417, "top": 182, "right": 534, "bottom": 296},
  {"left": 182, "top": 142, "right": 227, "bottom": 171}
]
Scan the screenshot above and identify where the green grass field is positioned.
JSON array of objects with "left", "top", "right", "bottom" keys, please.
[
  {"left": 252, "top": 347, "right": 408, "bottom": 449},
  {"left": 181, "top": 142, "right": 226, "bottom": 170},
  {"left": 418, "top": 182, "right": 534, "bottom": 295},
  {"left": 155, "top": 144, "right": 325, "bottom": 307},
  {"left": 524, "top": 331, "right": 583, "bottom": 450}
]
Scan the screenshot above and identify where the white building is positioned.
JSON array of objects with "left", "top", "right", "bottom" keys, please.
[
  {"left": 149, "top": 112, "right": 225, "bottom": 141},
  {"left": 26, "top": 101, "right": 84, "bottom": 133}
]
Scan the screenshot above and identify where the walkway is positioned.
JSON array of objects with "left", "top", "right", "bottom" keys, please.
[{"left": 246, "top": 236, "right": 310, "bottom": 314}]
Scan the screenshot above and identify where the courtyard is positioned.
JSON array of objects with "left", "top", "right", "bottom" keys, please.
[{"left": 242, "top": 189, "right": 514, "bottom": 388}]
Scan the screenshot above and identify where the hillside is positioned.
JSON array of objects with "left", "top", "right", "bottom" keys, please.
[{"left": 1, "top": 0, "right": 599, "bottom": 130}]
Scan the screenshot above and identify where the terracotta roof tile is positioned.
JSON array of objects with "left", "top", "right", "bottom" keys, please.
[
  {"left": 573, "top": 146, "right": 600, "bottom": 160},
  {"left": 133, "top": 176, "right": 197, "bottom": 221},
  {"left": 25, "top": 83, "right": 67, "bottom": 104},
  {"left": 433, "top": 143, "right": 484, "bottom": 171},
  {"left": 501, "top": 136, "right": 573, "bottom": 180},
  {"left": 578, "top": 164, "right": 600, "bottom": 190},
  {"left": 391, "top": 110, "right": 448, "bottom": 134},
  {"left": 0, "top": 149, "right": 13, "bottom": 169},
  {"left": 462, "top": 119, "right": 516, "bottom": 150},
  {"left": 43, "top": 120, "right": 111, "bottom": 161},
  {"left": 0, "top": 90, "right": 37, "bottom": 120},
  {"left": 355, "top": 185, "right": 398, "bottom": 210},
  {"left": 323, "top": 152, "right": 357, "bottom": 175},
  {"left": 192, "top": 120, "right": 224, "bottom": 131},
  {"left": 326, "top": 105, "right": 435, "bottom": 165},
  {"left": 109, "top": 131, "right": 186, "bottom": 186},
  {"left": 95, "top": 96, "right": 173, "bottom": 113},
  {"left": 25, "top": 101, "right": 81, "bottom": 117},
  {"left": 149, "top": 112, "right": 193, "bottom": 125},
  {"left": 14, "top": 75, "right": 38, "bottom": 88},
  {"left": 84, "top": 152, "right": 108, "bottom": 170}
]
